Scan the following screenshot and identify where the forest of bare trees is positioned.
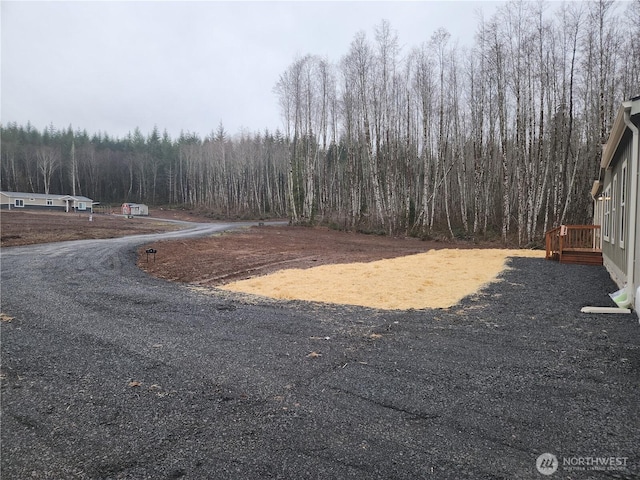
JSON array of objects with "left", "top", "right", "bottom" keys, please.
[
  {"left": 1, "top": 123, "right": 291, "bottom": 219},
  {"left": 2, "top": 0, "right": 639, "bottom": 244}
]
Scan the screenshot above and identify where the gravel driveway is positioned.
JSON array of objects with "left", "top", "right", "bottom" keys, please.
[{"left": 2, "top": 223, "right": 639, "bottom": 479}]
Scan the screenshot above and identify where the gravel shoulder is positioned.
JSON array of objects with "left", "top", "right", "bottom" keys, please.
[{"left": 2, "top": 222, "right": 640, "bottom": 479}]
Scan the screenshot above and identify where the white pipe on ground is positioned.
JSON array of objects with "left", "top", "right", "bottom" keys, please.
[{"left": 581, "top": 306, "right": 632, "bottom": 314}]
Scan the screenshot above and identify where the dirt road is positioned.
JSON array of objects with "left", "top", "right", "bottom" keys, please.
[{"left": 2, "top": 221, "right": 639, "bottom": 479}]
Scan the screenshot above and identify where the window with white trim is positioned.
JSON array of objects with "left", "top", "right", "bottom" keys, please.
[
  {"left": 620, "top": 161, "right": 627, "bottom": 248},
  {"left": 77, "top": 202, "right": 86, "bottom": 210},
  {"left": 603, "top": 185, "right": 610, "bottom": 241},
  {"left": 15, "top": 199, "right": 24, "bottom": 207},
  {"left": 46, "top": 199, "right": 53, "bottom": 206},
  {"left": 611, "top": 175, "right": 617, "bottom": 244}
]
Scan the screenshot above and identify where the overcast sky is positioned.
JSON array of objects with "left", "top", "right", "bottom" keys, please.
[{"left": 1, "top": 1, "right": 503, "bottom": 140}]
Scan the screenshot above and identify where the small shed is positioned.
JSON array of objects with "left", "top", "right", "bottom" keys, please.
[{"left": 121, "top": 203, "right": 149, "bottom": 216}]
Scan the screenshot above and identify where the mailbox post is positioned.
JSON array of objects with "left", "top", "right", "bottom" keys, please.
[{"left": 145, "top": 248, "right": 157, "bottom": 262}]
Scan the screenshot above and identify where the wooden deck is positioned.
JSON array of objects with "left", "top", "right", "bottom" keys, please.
[{"left": 545, "top": 225, "right": 603, "bottom": 266}]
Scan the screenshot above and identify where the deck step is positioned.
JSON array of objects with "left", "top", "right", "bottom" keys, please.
[{"left": 559, "top": 250, "right": 603, "bottom": 266}]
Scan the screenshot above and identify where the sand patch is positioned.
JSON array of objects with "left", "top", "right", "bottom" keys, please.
[{"left": 219, "top": 248, "right": 545, "bottom": 310}]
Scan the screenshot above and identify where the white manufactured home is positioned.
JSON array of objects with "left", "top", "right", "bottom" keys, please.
[
  {"left": 0, "top": 191, "right": 94, "bottom": 213},
  {"left": 591, "top": 96, "right": 640, "bottom": 315}
]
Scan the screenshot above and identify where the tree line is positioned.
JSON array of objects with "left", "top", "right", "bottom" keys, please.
[
  {"left": 275, "top": 0, "right": 639, "bottom": 243},
  {"left": 1, "top": 123, "right": 290, "bottom": 219},
  {"left": 2, "top": 0, "right": 638, "bottom": 243}
]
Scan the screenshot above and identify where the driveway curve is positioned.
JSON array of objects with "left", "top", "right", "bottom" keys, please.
[{"left": 1, "top": 222, "right": 639, "bottom": 479}]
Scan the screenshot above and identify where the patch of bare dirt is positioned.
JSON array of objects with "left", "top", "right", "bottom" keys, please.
[
  {"left": 0, "top": 210, "right": 181, "bottom": 247},
  {"left": 136, "top": 224, "right": 492, "bottom": 287},
  {"left": 2, "top": 209, "right": 543, "bottom": 310}
]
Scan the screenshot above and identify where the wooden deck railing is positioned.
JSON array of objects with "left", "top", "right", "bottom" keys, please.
[
  {"left": 546, "top": 226, "right": 562, "bottom": 260},
  {"left": 545, "top": 225, "right": 601, "bottom": 262}
]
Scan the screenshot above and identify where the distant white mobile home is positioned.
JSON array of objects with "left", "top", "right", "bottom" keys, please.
[{"left": 0, "top": 191, "right": 94, "bottom": 213}]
